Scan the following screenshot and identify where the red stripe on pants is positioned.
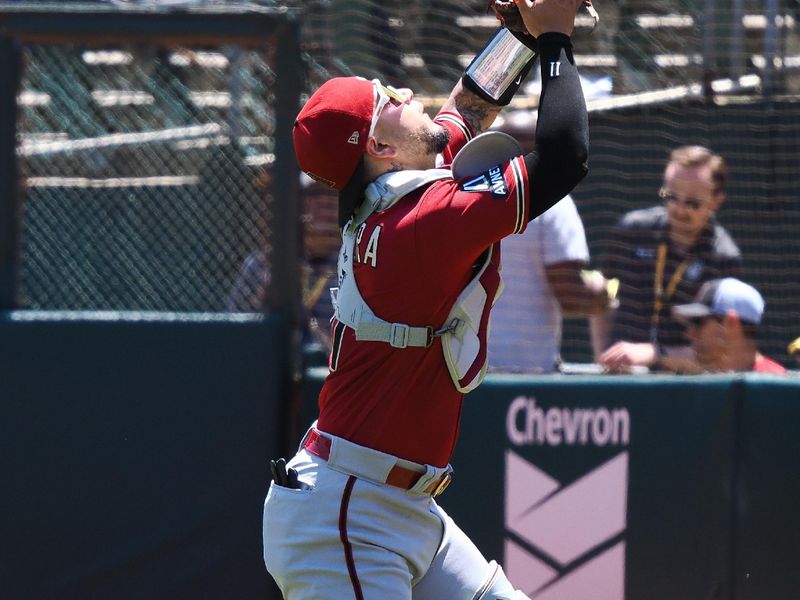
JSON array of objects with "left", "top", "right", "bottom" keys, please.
[{"left": 338, "top": 476, "right": 363, "bottom": 600}]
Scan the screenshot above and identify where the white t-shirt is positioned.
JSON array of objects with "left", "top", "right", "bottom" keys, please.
[{"left": 489, "top": 196, "right": 590, "bottom": 373}]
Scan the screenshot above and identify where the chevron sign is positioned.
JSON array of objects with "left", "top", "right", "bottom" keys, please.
[{"left": 503, "top": 397, "right": 630, "bottom": 598}]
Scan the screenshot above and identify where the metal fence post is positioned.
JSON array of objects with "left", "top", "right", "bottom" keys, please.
[
  {"left": 270, "top": 15, "right": 306, "bottom": 454},
  {"left": 0, "top": 33, "right": 21, "bottom": 309},
  {"left": 269, "top": 16, "right": 303, "bottom": 329}
]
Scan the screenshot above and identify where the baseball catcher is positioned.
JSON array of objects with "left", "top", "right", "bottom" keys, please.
[{"left": 264, "top": 0, "right": 592, "bottom": 598}]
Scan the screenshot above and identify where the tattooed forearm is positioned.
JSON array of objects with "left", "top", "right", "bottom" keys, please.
[
  {"left": 442, "top": 80, "right": 502, "bottom": 135},
  {"left": 455, "top": 95, "right": 498, "bottom": 135}
]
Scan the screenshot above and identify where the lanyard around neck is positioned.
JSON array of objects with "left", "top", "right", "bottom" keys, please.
[{"left": 650, "top": 242, "right": 690, "bottom": 342}]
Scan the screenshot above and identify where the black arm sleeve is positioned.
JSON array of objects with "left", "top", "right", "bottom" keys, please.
[{"left": 524, "top": 32, "right": 589, "bottom": 221}]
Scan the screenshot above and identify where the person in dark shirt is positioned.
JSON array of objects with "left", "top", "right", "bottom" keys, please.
[
  {"left": 226, "top": 177, "right": 340, "bottom": 356},
  {"left": 592, "top": 145, "right": 742, "bottom": 373},
  {"left": 672, "top": 278, "right": 786, "bottom": 374}
]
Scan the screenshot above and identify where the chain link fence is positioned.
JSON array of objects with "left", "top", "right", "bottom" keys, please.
[
  {"left": 288, "top": 0, "right": 800, "bottom": 103},
  {"left": 5, "top": 0, "right": 800, "bottom": 365},
  {"left": 12, "top": 18, "right": 284, "bottom": 311}
]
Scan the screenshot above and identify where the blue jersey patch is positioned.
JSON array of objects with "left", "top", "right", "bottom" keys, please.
[{"left": 459, "top": 164, "right": 508, "bottom": 198}]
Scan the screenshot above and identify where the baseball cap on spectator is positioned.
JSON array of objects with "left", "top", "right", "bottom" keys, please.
[
  {"left": 293, "top": 76, "right": 403, "bottom": 227},
  {"left": 672, "top": 277, "right": 765, "bottom": 325}
]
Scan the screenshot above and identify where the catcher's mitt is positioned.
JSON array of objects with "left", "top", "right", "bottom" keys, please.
[
  {"left": 487, "top": 0, "right": 599, "bottom": 35},
  {"left": 487, "top": 0, "right": 527, "bottom": 34}
]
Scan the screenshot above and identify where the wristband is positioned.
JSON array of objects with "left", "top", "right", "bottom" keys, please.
[
  {"left": 509, "top": 29, "right": 538, "bottom": 52},
  {"left": 462, "top": 28, "right": 537, "bottom": 106}
]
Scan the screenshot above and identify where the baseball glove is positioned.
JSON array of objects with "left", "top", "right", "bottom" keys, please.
[
  {"left": 487, "top": 0, "right": 528, "bottom": 34},
  {"left": 487, "top": 0, "right": 600, "bottom": 35}
]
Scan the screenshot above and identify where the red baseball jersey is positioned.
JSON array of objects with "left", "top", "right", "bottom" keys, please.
[{"left": 317, "top": 112, "right": 529, "bottom": 467}]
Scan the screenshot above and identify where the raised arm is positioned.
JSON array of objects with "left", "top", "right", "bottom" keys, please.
[
  {"left": 443, "top": 0, "right": 588, "bottom": 218},
  {"left": 439, "top": 79, "right": 505, "bottom": 137},
  {"left": 525, "top": 28, "right": 589, "bottom": 220}
]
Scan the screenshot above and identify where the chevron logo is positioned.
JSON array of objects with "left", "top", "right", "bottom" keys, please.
[{"left": 504, "top": 450, "right": 629, "bottom": 598}]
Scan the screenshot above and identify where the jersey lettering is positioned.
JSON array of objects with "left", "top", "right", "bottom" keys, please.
[
  {"left": 363, "top": 225, "right": 381, "bottom": 268},
  {"left": 354, "top": 222, "right": 366, "bottom": 263},
  {"left": 488, "top": 166, "right": 508, "bottom": 197},
  {"left": 460, "top": 164, "right": 507, "bottom": 198},
  {"left": 549, "top": 61, "right": 561, "bottom": 78},
  {"left": 329, "top": 319, "right": 346, "bottom": 371}
]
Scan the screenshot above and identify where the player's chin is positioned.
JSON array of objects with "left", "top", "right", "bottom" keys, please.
[{"left": 429, "top": 124, "right": 450, "bottom": 154}]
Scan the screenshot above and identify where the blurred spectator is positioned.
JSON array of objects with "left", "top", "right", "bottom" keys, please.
[
  {"left": 225, "top": 247, "right": 272, "bottom": 313},
  {"left": 226, "top": 176, "right": 340, "bottom": 356},
  {"left": 672, "top": 278, "right": 786, "bottom": 374},
  {"left": 593, "top": 145, "right": 742, "bottom": 373},
  {"left": 300, "top": 181, "right": 341, "bottom": 353},
  {"left": 489, "top": 111, "right": 617, "bottom": 373}
]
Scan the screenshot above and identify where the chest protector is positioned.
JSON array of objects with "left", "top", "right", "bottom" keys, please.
[{"left": 331, "top": 168, "right": 504, "bottom": 393}]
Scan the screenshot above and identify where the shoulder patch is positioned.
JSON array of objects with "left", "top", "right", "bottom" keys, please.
[
  {"left": 459, "top": 164, "right": 508, "bottom": 198},
  {"left": 460, "top": 173, "right": 491, "bottom": 193}
]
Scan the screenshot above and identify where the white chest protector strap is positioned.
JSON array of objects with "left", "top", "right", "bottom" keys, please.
[
  {"left": 332, "top": 169, "right": 451, "bottom": 349},
  {"left": 332, "top": 132, "right": 514, "bottom": 392}
]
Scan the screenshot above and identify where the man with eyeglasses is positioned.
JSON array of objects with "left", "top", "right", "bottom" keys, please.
[
  {"left": 592, "top": 145, "right": 742, "bottom": 373},
  {"left": 672, "top": 278, "right": 786, "bottom": 374},
  {"left": 263, "top": 0, "right": 591, "bottom": 597}
]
